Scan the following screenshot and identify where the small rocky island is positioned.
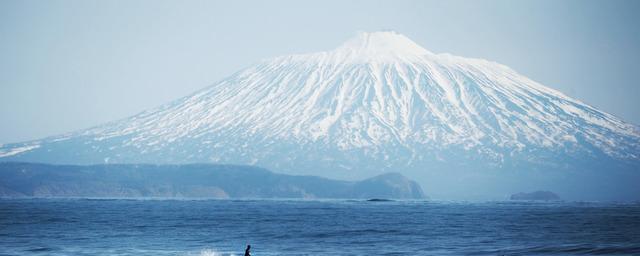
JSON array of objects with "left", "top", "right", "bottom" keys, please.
[
  {"left": 0, "top": 162, "right": 426, "bottom": 199},
  {"left": 510, "top": 191, "right": 560, "bottom": 201}
]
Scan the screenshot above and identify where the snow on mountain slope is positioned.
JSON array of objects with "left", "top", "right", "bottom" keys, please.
[{"left": 1, "top": 31, "right": 639, "bottom": 200}]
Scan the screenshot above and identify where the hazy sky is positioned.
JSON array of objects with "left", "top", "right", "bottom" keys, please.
[{"left": 1, "top": 0, "right": 639, "bottom": 144}]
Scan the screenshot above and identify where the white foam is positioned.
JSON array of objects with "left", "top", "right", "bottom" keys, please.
[{"left": 196, "top": 248, "right": 236, "bottom": 256}]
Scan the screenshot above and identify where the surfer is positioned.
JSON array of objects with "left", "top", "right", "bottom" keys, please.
[{"left": 244, "top": 245, "right": 251, "bottom": 256}]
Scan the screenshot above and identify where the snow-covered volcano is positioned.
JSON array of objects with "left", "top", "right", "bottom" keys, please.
[{"left": 2, "top": 32, "right": 639, "bottom": 200}]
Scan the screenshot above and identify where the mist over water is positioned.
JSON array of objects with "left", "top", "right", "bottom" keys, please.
[{"left": 1, "top": 199, "right": 639, "bottom": 255}]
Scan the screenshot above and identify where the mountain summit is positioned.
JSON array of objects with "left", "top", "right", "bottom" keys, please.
[
  {"left": 1, "top": 32, "right": 639, "bottom": 200},
  {"left": 336, "top": 31, "right": 431, "bottom": 58}
]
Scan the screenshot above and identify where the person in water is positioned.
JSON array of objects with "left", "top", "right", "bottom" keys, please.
[{"left": 244, "top": 245, "right": 251, "bottom": 256}]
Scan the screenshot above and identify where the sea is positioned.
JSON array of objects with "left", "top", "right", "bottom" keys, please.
[{"left": 1, "top": 199, "right": 639, "bottom": 256}]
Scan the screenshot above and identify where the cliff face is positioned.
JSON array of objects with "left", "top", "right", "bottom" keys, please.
[
  {"left": 351, "top": 173, "right": 425, "bottom": 199},
  {"left": 0, "top": 162, "right": 426, "bottom": 199}
]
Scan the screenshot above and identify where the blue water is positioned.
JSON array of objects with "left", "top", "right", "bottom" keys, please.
[{"left": 1, "top": 199, "right": 639, "bottom": 255}]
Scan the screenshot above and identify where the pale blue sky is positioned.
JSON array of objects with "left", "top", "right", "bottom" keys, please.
[{"left": 1, "top": 0, "right": 639, "bottom": 144}]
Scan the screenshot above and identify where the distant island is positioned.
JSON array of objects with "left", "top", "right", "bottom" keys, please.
[
  {"left": 0, "top": 162, "right": 426, "bottom": 199},
  {"left": 510, "top": 191, "right": 560, "bottom": 201}
]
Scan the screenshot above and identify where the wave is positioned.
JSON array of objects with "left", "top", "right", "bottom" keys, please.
[{"left": 195, "top": 248, "right": 236, "bottom": 256}]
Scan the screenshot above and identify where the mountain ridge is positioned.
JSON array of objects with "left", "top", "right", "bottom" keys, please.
[{"left": 0, "top": 162, "right": 425, "bottom": 199}]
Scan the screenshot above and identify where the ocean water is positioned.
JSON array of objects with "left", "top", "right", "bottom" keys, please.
[{"left": 1, "top": 199, "right": 639, "bottom": 255}]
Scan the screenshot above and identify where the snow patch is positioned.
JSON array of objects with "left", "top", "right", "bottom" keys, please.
[{"left": 0, "top": 144, "right": 40, "bottom": 157}]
